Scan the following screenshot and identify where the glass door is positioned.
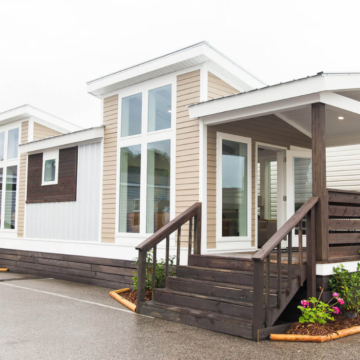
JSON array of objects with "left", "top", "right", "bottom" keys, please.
[{"left": 286, "top": 149, "right": 312, "bottom": 247}]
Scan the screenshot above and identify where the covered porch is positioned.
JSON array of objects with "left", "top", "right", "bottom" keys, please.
[{"left": 190, "top": 73, "right": 360, "bottom": 266}]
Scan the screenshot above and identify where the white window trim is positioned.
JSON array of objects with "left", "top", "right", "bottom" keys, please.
[
  {"left": 115, "top": 75, "right": 176, "bottom": 240},
  {"left": 41, "top": 149, "right": 59, "bottom": 186},
  {"left": 216, "top": 132, "right": 252, "bottom": 245},
  {"left": 0, "top": 122, "right": 21, "bottom": 231}
]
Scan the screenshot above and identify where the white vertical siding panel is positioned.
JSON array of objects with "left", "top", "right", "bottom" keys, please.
[{"left": 25, "top": 142, "right": 101, "bottom": 242}]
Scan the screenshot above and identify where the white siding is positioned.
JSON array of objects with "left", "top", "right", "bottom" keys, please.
[
  {"left": 327, "top": 144, "right": 360, "bottom": 191},
  {"left": 25, "top": 142, "right": 101, "bottom": 242}
]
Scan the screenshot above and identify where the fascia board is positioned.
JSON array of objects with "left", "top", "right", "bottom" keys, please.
[
  {"left": 19, "top": 126, "right": 104, "bottom": 154},
  {"left": 87, "top": 44, "right": 208, "bottom": 96},
  {"left": 189, "top": 76, "right": 325, "bottom": 119}
]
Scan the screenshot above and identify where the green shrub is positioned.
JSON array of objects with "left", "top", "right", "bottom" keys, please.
[
  {"left": 132, "top": 250, "right": 176, "bottom": 291},
  {"left": 329, "top": 263, "right": 360, "bottom": 313}
]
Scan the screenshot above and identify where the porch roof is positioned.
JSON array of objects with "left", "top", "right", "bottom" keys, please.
[{"left": 188, "top": 73, "right": 360, "bottom": 147}]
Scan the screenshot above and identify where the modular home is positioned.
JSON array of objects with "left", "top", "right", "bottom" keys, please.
[{"left": 3, "top": 42, "right": 360, "bottom": 340}]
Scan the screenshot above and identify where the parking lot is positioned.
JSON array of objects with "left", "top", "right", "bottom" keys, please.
[{"left": 1, "top": 272, "right": 360, "bottom": 360}]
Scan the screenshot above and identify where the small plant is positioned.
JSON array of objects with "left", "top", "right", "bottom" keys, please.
[
  {"left": 297, "top": 289, "right": 344, "bottom": 325},
  {"left": 132, "top": 250, "right": 176, "bottom": 291},
  {"left": 329, "top": 263, "right": 360, "bottom": 314}
]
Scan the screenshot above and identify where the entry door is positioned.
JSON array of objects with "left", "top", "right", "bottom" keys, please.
[{"left": 286, "top": 149, "right": 312, "bottom": 247}]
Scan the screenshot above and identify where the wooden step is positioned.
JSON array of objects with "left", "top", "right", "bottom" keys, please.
[
  {"left": 167, "top": 276, "right": 279, "bottom": 306},
  {"left": 153, "top": 288, "right": 260, "bottom": 319},
  {"left": 176, "top": 266, "right": 291, "bottom": 287},
  {"left": 189, "top": 254, "right": 300, "bottom": 275},
  {"left": 140, "top": 300, "right": 253, "bottom": 339}
]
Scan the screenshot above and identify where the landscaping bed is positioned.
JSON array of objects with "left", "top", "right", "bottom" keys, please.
[
  {"left": 120, "top": 289, "right": 152, "bottom": 305},
  {"left": 286, "top": 314, "right": 360, "bottom": 336}
]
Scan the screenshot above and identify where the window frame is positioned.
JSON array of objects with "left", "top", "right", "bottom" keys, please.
[
  {"left": 216, "top": 132, "right": 252, "bottom": 244},
  {"left": 0, "top": 122, "right": 21, "bottom": 232},
  {"left": 41, "top": 149, "right": 59, "bottom": 186},
  {"left": 115, "top": 75, "right": 176, "bottom": 240}
]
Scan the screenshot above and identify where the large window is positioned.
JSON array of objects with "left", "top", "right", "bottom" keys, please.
[
  {"left": 118, "top": 81, "right": 173, "bottom": 236},
  {"left": 0, "top": 126, "right": 19, "bottom": 230},
  {"left": 4, "top": 166, "right": 17, "bottom": 229},
  {"left": 119, "top": 145, "right": 141, "bottom": 233},
  {"left": 146, "top": 140, "right": 171, "bottom": 233},
  {"left": 217, "top": 133, "right": 251, "bottom": 242}
]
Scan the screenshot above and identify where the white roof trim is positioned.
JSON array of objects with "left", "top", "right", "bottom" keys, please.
[
  {"left": 189, "top": 74, "right": 360, "bottom": 121},
  {"left": 86, "top": 41, "right": 265, "bottom": 97},
  {"left": 19, "top": 126, "right": 104, "bottom": 154},
  {"left": 0, "top": 105, "right": 82, "bottom": 133}
]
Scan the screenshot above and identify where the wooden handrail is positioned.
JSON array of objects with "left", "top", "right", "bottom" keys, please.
[
  {"left": 252, "top": 197, "right": 319, "bottom": 262},
  {"left": 136, "top": 202, "right": 201, "bottom": 252},
  {"left": 136, "top": 202, "right": 202, "bottom": 313},
  {"left": 252, "top": 196, "right": 318, "bottom": 340}
]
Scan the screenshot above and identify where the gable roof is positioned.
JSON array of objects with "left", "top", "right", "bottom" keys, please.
[
  {"left": 86, "top": 41, "right": 266, "bottom": 97},
  {"left": 0, "top": 105, "right": 82, "bottom": 133}
]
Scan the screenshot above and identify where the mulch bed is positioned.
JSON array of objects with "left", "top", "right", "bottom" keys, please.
[
  {"left": 120, "top": 289, "right": 152, "bottom": 305},
  {"left": 287, "top": 314, "right": 360, "bottom": 336}
]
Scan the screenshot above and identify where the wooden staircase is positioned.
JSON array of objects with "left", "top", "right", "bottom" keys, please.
[
  {"left": 135, "top": 199, "right": 318, "bottom": 341},
  {"left": 141, "top": 254, "right": 304, "bottom": 340}
]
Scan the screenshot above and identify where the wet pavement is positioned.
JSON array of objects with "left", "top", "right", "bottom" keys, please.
[{"left": 1, "top": 272, "right": 360, "bottom": 360}]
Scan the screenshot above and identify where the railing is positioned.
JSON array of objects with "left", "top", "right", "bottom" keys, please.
[
  {"left": 251, "top": 197, "right": 319, "bottom": 340},
  {"left": 135, "top": 202, "right": 202, "bottom": 313}
]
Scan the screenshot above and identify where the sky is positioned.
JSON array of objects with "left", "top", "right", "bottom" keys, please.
[{"left": 1, "top": 0, "right": 359, "bottom": 129}]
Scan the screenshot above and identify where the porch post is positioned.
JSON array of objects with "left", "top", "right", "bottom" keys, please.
[{"left": 311, "top": 103, "right": 329, "bottom": 262}]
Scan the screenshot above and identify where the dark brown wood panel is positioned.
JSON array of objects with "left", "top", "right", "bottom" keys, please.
[
  {"left": 328, "top": 189, "right": 360, "bottom": 205},
  {"left": 329, "top": 219, "right": 360, "bottom": 231},
  {"left": 0, "top": 248, "right": 136, "bottom": 290},
  {"left": 329, "top": 232, "right": 360, "bottom": 244},
  {"left": 26, "top": 146, "right": 78, "bottom": 203},
  {"left": 329, "top": 245, "right": 360, "bottom": 260},
  {"left": 328, "top": 205, "right": 360, "bottom": 218}
]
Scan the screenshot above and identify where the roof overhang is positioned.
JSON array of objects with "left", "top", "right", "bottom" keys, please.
[
  {"left": 86, "top": 41, "right": 265, "bottom": 97},
  {"left": 0, "top": 105, "right": 82, "bottom": 133},
  {"left": 19, "top": 126, "right": 104, "bottom": 154},
  {"left": 188, "top": 73, "right": 360, "bottom": 147}
]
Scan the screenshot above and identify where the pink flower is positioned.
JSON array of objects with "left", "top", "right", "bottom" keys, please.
[
  {"left": 301, "top": 300, "right": 309, "bottom": 308},
  {"left": 338, "top": 298, "right": 345, "bottom": 305},
  {"left": 332, "top": 292, "right": 339, "bottom": 298},
  {"left": 332, "top": 306, "right": 340, "bottom": 315}
]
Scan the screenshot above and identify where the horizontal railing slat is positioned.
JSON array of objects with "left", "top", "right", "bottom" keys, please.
[
  {"left": 329, "top": 232, "right": 360, "bottom": 244},
  {"left": 328, "top": 205, "right": 360, "bottom": 218},
  {"left": 253, "top": 197, "right": 319, "bottom": 262},
  {"left": 329, "top": 219, "right": 360, "bottom": 230}
]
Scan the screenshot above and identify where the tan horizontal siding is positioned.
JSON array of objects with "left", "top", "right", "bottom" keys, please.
[
  {"left": 33, "top": 122, "right": 62, "bottom": 141},
  {"left": 208, "top": 72, "right": 239, "bottom": 100},
  {"left": 101, "top": 95, "right": 118, "bottom": 243},
  {"left": 207, "top": 114, "right": 311, "bottom": 248},
  {"left": 176, "top": 70, "right": 200, "bottom": 247},
  {"left": 17, "top": 121, "right": 29, "bottom": 238}
]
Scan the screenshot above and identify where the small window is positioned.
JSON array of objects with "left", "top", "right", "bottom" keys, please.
[
  {"left": 44, "top": 159, "right": 56, "bottom": 182},
  {"left": 7, "top": 128, "right": 19, "bottom": 160},
  {"left": 148, "top": 85, "right": 172, "bottom": 132},
  {"left": 0, "top": 132, "right": 4, "bottom": 161},
  {"left": 42, "top": 150, "right": 59, "bottom": 185},
  {"left": 121, "top": 93, "right": 142, "bottom": 137}
]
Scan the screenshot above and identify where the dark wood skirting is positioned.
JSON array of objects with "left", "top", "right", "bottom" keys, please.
[
  {"left": 26, "top": 146, "right": 78, "bottom": 203},
  {"left": 0, "top": 248, "right": 136, "bottom": 290}
]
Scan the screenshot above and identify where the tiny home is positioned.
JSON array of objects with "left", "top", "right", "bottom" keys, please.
[{"left": 3, "top": 43, "right": 360, "bottom": 340}]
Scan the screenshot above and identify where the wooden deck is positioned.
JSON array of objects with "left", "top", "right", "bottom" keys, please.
[{"left": 210, "top": 251, "right": 307, "bottom": 264}]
